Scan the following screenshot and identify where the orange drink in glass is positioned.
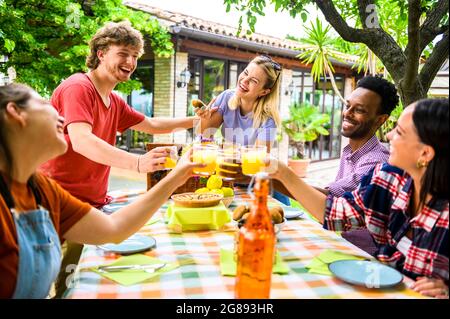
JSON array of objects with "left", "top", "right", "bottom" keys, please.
[
  {"left": 164, "top": 146, "right": 178, "bottom": 170},
  {"left": 241, "top": 145, "right": 267, "bottom": 176},
  {"left": 216, "top": 148, "right": 241, "bottom": 181},
  {"left": 193, "top": 144, "right": 218, "bottom": 176}
]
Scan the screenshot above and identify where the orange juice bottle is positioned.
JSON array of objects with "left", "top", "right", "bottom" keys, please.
[{"left": 235, "top": 172, "right": 275, "bottom": 299}]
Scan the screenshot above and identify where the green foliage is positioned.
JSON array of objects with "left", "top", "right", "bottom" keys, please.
[
  {"left": 225, "top": 0, "right": 442, "bottom": 42},
  {"left": 297, "top": 18, "right": 340, "bottom": 83},
  {"left": 0, "top": 0, "right": 173, "bottom": 97},
  {"left": 377, "top": 102, "right": 403, "bottom": 142},
  {"left": 281, "top": 102, "right": 330, "bottom": 159},
  {"left": 224, "top": 0, "right": 446, "bottom": 83},
  {"left": 225, "top": 0, "right": 311, "bottom": 34}
]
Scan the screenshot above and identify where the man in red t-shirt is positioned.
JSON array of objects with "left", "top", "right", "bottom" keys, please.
[
  {"left": 41, "top": 21, "right": 199, "bottom": 208},
  {"left": 40, "top": 21, "right": 202, "bottom": 297}
]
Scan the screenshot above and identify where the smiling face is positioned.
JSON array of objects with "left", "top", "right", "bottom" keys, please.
[
  {"left": 341, "top": 87, "right": 385, "bottom": 140},
  {"left": 97, "top": 44, "right": 139, "bottom": 83},
  {"left": 235, "top": 62, "right": 271, "bottom": 101},
  {"left": 24, "top": 92, "right": 67, "bottom": 159},
  {"left": 386, "top": 103, "right": 427, "bottom": 173}
]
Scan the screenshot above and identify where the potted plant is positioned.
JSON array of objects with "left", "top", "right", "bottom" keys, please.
[{"left": 281, "top": 102, "right": 330, "bottom": 177}]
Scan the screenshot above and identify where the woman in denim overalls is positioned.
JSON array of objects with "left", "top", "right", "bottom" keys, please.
[{"left": 0, "top": 83, "right": 204, "bottom": 298}]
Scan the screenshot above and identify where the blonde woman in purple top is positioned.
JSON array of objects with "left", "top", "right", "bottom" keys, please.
[{"left": 196, "top": 55, "right": 281, "bottom": 148}]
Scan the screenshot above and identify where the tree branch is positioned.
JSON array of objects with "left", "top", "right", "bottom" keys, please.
[
  {"left": 419, "top": 29, "right": 449, "bottom": 93},
  {"left": 403, "top": 0, "right": 422, "bottom": 89},
  {"left": 405, "top": 0, "right": 449, "bottom": 57},
  {"left": 314, "top": 0, "right": 366, "bottom": 43},
  {"left": 314, "top": 0, "right": 406, "bottom": 83}
]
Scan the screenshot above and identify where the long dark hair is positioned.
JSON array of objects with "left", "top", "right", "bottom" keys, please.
[
  {"left": 0, "top": 84, "right": 33, "bottom": 184},
  {"left": 412, "top": 98, "right": 449, "bottom": 206}
]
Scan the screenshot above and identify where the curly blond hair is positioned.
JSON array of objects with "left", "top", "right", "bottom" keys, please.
[{"left": 86, "top": 21, "right": 144, "bottom": 70}]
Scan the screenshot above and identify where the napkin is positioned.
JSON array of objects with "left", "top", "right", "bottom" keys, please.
[
  {"left": 166, "top": 202, "right": 231, "bottom": 232},
  {"left": 145, "top": 217, "right": 161, "bottom": 226},
  {"left": 220, "top": 249, "right": 290, "bottom": 276},
  {"left": 92, "top": 254, "right": 178, "bottom": 286},
  {"left": 306, "top": 249, "right": 367, "bottom": 276}
]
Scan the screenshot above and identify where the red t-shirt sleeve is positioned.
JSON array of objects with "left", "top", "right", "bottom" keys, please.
[
  {"left": 115, "top": 94, "right": 145, "bottom": 133},
  {"left": 55, "top": 83, "right": 96, "bottom": 131}
]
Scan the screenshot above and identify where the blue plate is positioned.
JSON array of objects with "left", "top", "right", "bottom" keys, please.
[
  {"left": 97, "top": 234, "right": 156, "bottom": 255},
  {"left": 328, "top": 260, "right": 403, "bottom": 288}
]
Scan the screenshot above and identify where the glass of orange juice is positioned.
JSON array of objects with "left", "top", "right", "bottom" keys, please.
[
  {"left": 193, "top": 143, "right": 218, "bottom": 176},
  {"left": 241, "top": 145, "right": 267, "bottom": 176},
  {"left": 164, "top": 146, "right": 179, "bottom": 170},
  {"left": 216, "top": 142, "right": 241, "bottom": 181}
]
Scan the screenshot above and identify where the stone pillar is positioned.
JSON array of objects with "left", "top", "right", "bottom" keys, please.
[
  {"left": 153, "top": 52, "right": 190, "bottom": 144},
  {"left": 153, "top": 55, "right": 175, "bottom": 143},
  {"left": 173, "top": 52, "right": 189, "bottom": 144}
]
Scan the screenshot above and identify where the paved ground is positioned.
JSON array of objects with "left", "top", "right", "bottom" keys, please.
[{"left": 108, "top": 159, "right": 340, "bottom": 192}]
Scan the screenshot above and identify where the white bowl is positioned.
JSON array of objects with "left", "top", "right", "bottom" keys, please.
[{"left": 274, "top": 218, "right": 286, "bottom": 234}]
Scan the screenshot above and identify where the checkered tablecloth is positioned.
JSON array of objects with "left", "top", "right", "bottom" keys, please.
[{"left": 64, "top": 190, "right": 424, "bottom": 299}]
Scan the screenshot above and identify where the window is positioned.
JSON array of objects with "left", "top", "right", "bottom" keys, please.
[
  {"left": 289, "top": 70, "right": 344, "bottom": 161},
  {"left": 203, "top": 59, "right": 225, "bottom": 102},
  {"left": 185, "top": 56, "right": 246, "bottom": 142}
]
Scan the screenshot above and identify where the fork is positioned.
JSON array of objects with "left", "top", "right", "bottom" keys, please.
[{"left": 98, "top": 263, "right": 166, "bottom": 273}]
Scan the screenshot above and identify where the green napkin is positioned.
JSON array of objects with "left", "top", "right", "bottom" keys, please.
[
  {"left": 166, "top": 202, "right": 231, "bottom": 232},
  {"left": 306, "top": 249, "right": 366, "bottom": 276},
  {"left": 220, "top": 249, "right": 290, "bottom": 276},
  {"left": 145, "top": 217, "right": 161, "bottom": 226},
  {"left": 92, "top": 254, "right": 178, "bottom": 286}
]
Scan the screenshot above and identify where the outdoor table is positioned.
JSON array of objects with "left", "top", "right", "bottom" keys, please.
[{"left": 64, "top": 188, "right": 425, "bottom": 299}]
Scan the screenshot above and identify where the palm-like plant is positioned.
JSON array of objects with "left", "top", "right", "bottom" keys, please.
[
  {"left": 282, "top": 102, "right": 330, "bottom": 160},
  {"left": 297, "top": 17, "right": 346, "bottom": 104}
]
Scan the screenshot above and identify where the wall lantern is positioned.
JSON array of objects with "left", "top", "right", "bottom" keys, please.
[
  {"left": 284, "top": 80, "right": 294, "bottom": 95},
  {"left": 177, "top": 68, "right": 192, "bottom": 88}
]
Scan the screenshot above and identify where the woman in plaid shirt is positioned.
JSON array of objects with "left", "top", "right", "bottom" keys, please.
[{"left": 270, "top": 98, "right": 448, "bottom": 298}]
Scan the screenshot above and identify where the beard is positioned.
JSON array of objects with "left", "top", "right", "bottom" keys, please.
[
  {"left": 341, "top": 117, "right": 377, "bottom": 139},
  {"left": 105, "top": 63, "right": 133, "bottom": 82}
]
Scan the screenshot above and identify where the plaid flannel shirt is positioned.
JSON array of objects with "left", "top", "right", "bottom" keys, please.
[{"left": 324, "top": 163, "right": 449, "bottom": 282}]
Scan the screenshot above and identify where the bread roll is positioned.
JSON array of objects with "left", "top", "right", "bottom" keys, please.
[
  {"left": 269, "top": 207, "right": 283, "bottom": 224},
  {"left": 233, "top": 205, "right": 249, "bottom": 221}
]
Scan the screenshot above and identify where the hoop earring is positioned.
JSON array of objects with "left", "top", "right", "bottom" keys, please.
[{"left": 416, "top": 160, "right": 428, "bottom": 169}]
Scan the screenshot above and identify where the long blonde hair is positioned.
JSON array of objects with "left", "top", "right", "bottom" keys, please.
[{"left": 228, "top": 55, "right": 282, "bottom": 129}]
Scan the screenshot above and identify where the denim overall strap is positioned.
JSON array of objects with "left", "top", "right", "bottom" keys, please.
[{"left": 0, "top": 176, "right": 62, "bottom": 299}]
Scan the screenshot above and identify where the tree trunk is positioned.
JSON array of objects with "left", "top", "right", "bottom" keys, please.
[
  {"left": 314, "top": 0, "right": 448, "bottom": 108},
  {"left": 397, "top": 78, "right": 426, "bottom": 107}
]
